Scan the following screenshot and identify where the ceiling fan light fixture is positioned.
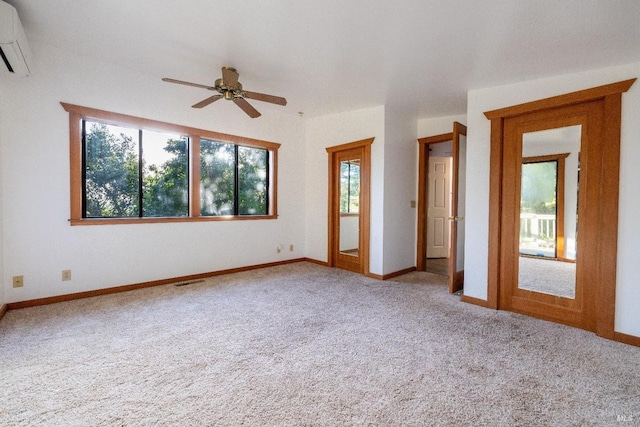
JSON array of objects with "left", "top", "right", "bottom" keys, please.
[{"left": 163, "top": 66, "right": 287, "bottom": 118}]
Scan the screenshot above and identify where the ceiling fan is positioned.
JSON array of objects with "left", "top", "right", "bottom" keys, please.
[{"left": 162, "top": 66, "right": 287, "bottom": 118}]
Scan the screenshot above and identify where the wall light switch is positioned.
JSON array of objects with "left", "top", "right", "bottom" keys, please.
[
  {"left": 13, "top": 275, "right": 24, "bottom": 288},
  {"left": 62, "top": 270, "right": 72, "bottom": 281}
]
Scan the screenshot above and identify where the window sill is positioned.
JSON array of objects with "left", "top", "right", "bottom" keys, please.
[{"left": 69, "top": 215, "right": 277, "bottom": 226}]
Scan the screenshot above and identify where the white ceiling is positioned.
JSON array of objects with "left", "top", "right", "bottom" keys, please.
[{"left": 7, "top": 0, "right": 640, "bottom": 119}]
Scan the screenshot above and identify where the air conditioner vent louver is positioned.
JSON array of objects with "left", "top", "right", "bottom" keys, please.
[{"left": 0, "top": 1, "right": 32, "bottom": 76}]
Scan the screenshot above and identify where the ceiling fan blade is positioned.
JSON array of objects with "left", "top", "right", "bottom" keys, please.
[
  {"left": 243, "top": 91, "right": 287, "bottom": 106},
  {"left": 222, "top": 67, "right": 239, "bottom": 87},
  {"left": 233, "top": 97, "right": 261, "bottom": 118},
  {"left": 162, "top": 77, "right": 215, "bottom": 91},
  {"left": 192, "top": 95, "right": 223, "bottom": 108}
]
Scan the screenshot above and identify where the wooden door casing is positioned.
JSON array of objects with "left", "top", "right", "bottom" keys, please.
[
  {"left": 327, "top": 138, "right": 373, "bottom": 275},
  {"left": 483, "top": 79, "right": 635, "bottom": 338}
]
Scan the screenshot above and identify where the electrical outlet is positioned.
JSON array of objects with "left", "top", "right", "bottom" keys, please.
[
  {"left": 277, "top": 245, "right": 282, "bottom": 253},
  {"left": 289, "top": 244, "right": 294, "bottom": 252},
  {"left": 13, "top": 275, "right": 24, "bottom": 288},
  {"left": 62, "top": 270, "right": 72, "bottom": 281}
]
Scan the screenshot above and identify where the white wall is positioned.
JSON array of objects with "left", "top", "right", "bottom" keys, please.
[
  {"left": 0, "top": 44, "right": 306, "bottom": 303},
  {"left": 382, "top": 107, "right": 417, "bottom": 273},
  {"left": 304, "top": 106, "right": 385, "bottom": 273},
  {"left": 417, "top": 114, "right": 467, "bottom": 139},
  {"left": 465, "top": 62, "right": 640, "bottom": 337}
]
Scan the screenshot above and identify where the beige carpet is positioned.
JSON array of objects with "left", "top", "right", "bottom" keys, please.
[
  {"left": 1, "top": 262, "right": 638, "bottom": 426},
  {"left": 519, "top": 256, "right": 576, "bottom": 299}
]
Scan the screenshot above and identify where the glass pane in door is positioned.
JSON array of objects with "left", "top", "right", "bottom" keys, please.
[
  {"left": 339, "top": 159, "right": 360, "bottom": 256},
  {"left": 518, "top": 125, "right": 581, "bottom": 299}
]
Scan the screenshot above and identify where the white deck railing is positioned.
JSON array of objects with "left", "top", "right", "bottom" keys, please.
[{"left": 520, "top": 213, "right": 556, "bottom": 251}]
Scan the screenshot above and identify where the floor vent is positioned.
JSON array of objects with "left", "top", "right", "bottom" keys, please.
[{"left": 174, "top": 279, "right": 205, "bottom": 287}]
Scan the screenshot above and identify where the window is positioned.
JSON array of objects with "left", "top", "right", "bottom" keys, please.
[
  {"left": 63, "top": 103, "right": 279, "bottom": 225},
  {"left": 199, "top": 141, "right": 268, "bottom": 216},
  {"left": 519, "top": 160, "right": 558, "bottom": 258},
  {"left": 340, "top": 160, "right": 360, "bottom": 214},
  {"left": 84, "top": 122, "right": 189, "bottom": 218}
]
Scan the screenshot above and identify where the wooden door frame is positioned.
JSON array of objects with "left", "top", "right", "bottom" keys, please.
[
  {"left": 522, "top": 153, "right": 570, "bottom": 261},
  {"left": 327, "top": 138, "right": 373, "bottom": 275},
  {"left": 416, "top": 122, "right": 467, "bottom": 293},
  {"left": 448, "top": 122, "right": 467, "bottom": 293},
  {"left": 483, "top": 79, "right": 635, "bottom": 339}
]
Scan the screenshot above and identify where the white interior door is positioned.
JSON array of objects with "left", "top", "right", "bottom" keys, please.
[{"left": 427, "top": 156, "right": 451, "bottom": 258}]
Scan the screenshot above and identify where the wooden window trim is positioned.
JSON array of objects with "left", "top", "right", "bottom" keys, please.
[{"left": 62, "top": 102, "right": 280, "bottom": 225}]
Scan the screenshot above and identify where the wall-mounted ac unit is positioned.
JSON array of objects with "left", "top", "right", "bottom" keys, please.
[{"left": 0, "top": 1, "right": 32, "bottom": 76}]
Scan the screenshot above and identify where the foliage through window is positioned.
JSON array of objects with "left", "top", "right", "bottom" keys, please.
[
  {"left": 340, "top": 160, "right": 360, "bottom": 214},
  {"left": 199, "top": 141, "right": 268, "bottom": 216},
  {"left": 84, "top": 121, "right": 189, "bottom": 218},
  {"left": 64, "top": 103, "right": 278, "bottom": 224},
  {"left": 520, "top": 160, "right": 557, "bottom": 215}
]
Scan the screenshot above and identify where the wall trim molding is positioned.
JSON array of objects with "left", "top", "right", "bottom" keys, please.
[
  {"left": 366, "top": 267, "right": 416, "bottom": 281},
  {"left": 614, "top": 332, "right": 640, "bottom": 348},
  {"left": 6, "top": 258, "right": 308, "bottom": 311},
  {"left": 303, "top": 258, "right": 330, "bottom": 267},
  {"left": 0, "top": 304, "right": 7, "bottom": 321}
]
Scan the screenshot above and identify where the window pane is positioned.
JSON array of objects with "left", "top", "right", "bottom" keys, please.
[
  {"left": 142, "top": 130, "right": 189, "bottom": 217},
  {"left": 520, "top": 161, "right": 558, "bottom": 258},
  {"left": 340, "top": 161, "right": 360, "bottom": 214},
  {"left": 238, "top": 146, "right": 268, "bottom": 215},
  {"left": 200, "top": 140, "right": 235, "bottom": 215},
  {"left": 84, "top": 121, "right": 139, "bottom": 218},
  {"left": 521, "top": 161, "right": 557, "bottom": 215}
]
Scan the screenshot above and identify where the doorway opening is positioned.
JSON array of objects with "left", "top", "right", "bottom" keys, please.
[
  {"left": 416, "top": 122, "right": 467, "bottom": 293},
  {"left": 327, "top": 138, "right": 373, "bottom": 275}
]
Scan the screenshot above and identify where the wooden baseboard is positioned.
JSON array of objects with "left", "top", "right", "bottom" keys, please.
[
  {"left": 614, "top": 331, "right": 640, "bottom": 348},
  {"left": 6, "top": 258, "right": 308, "bottom": 311},
  {"left": 460, "top": 294, "right": 491, "bottom": 308},
  {"left": 303, "top": 257, "right": 329, "bottom": 267},
  {"left": 366, "top": 267, "right": 416, "bottom": 281},
  {"left": 0, "top": 304, "right": 7, "bottom": 321}
]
